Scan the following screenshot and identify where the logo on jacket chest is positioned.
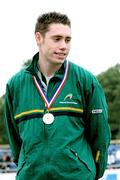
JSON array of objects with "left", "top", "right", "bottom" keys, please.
[{"left": 59, "top": 93, "right": 78, "bottom": 105}]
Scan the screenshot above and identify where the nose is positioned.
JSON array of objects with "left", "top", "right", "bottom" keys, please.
[{"left": 59, "top": 40, "right": 67, "bottom": 50}]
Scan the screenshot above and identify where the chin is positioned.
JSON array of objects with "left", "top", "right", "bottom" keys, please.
[
  {"left": 50, "top": 57, "right": 66, "bottom": 65},
  {"left": 56, "top": 58, "right": 66, "bottom": 63}
]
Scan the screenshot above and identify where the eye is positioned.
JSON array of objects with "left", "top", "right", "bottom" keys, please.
[
  {"left": 65, "top": 37, "right": 71, "bottom": 43},
  {"left": 55, "top": 37, "right": 61, "bottom": 41},
  {"left": 53, "top": 36, "right": 61, "bottom": 42}
]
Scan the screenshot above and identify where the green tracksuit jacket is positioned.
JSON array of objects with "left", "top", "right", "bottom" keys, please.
[{"left": 4, "top": 53, "right": 111, "bottom": 180}]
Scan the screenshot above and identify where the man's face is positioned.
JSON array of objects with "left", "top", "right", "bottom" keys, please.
[{"left": 35, "top": 23, "right": 71, "bottom": 65}]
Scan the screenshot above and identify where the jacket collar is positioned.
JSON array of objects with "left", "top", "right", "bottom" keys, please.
[
  {"left": 26, "top": 52, "right": 67, "bottom": 79},
  {"left": 26, "top": 52, "right": 39, "bottom": 75}
]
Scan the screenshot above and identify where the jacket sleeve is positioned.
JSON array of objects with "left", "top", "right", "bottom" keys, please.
[
  {"left": 85, "top": 77, "right": 111, "bottom": 179},
  {"left": 4, "top": 84, "right": 22, "bottom": 165}
]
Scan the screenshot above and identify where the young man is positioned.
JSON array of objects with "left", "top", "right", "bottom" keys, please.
[{"left": 4, "top": 12, "right": 111, "bottom": 180}]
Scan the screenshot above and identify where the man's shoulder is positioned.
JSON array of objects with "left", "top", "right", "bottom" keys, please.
[
  {"left": 68, "top": 60, "right": 101, "bottom": 91},
  {"left": 7, "top": 68, "right": 28, "bottom": 85},
  {"left": 69, "top": 60, "right": 95, "bottom": 79}
]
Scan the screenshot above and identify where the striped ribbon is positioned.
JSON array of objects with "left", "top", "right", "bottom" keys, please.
[{"left": 33, "top": 61, "right": 69, "bottom": 110}]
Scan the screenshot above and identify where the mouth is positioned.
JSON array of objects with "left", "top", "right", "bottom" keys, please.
[{"left": 54, "top": 52, "right": 67, "bottom": 59}]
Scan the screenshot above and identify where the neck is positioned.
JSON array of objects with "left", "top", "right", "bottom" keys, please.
[
  {"left": 39, "top": 61, "right": 62, "bottom": 77},
  {"left": 38, "top": 57, "right": 62, "bottom": 77}
]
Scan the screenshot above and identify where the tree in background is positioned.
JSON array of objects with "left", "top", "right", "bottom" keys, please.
[
  {"left": 22, "top": 59, "right": 32, "bottom": 68},
  {"left": 0, "top": 95, "right": 9, "bottom": 144},
  {"left": 97, "top": 64, "right": 120, "bottom": 139}
]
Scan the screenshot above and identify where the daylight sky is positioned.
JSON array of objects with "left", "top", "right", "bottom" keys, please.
[{"left": 0, "top": 0, "right": 120, "bottom": 96}]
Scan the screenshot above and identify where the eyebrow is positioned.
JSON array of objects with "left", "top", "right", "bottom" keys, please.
[{"left": 52, "top": 35, "right": 72, "bottom": 39}]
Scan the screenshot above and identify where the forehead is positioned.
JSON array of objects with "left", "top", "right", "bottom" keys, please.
[{"left": 46, "top": 23, "right": 71, "bottom": 37}]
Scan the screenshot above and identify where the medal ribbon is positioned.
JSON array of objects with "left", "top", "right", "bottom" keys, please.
[{"left": 33, "top": 61, "right": 69, "bottom": 110}]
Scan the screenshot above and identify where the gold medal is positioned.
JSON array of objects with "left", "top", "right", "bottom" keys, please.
[{"left": 43, "top": 113, "right": 54, "bottom": 124}]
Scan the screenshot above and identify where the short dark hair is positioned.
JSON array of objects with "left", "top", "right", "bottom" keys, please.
[{"left": 35, "top": 12, "right": 71, "bottom": 35}]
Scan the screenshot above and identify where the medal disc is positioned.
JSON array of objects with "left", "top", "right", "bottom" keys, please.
[{"left": 43, "top": 113, "right": 54, "bottom": 124}]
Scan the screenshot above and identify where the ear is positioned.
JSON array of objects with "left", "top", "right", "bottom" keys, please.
[{"left": 35, "top": 32, "right": 42, "bottom": 46}]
